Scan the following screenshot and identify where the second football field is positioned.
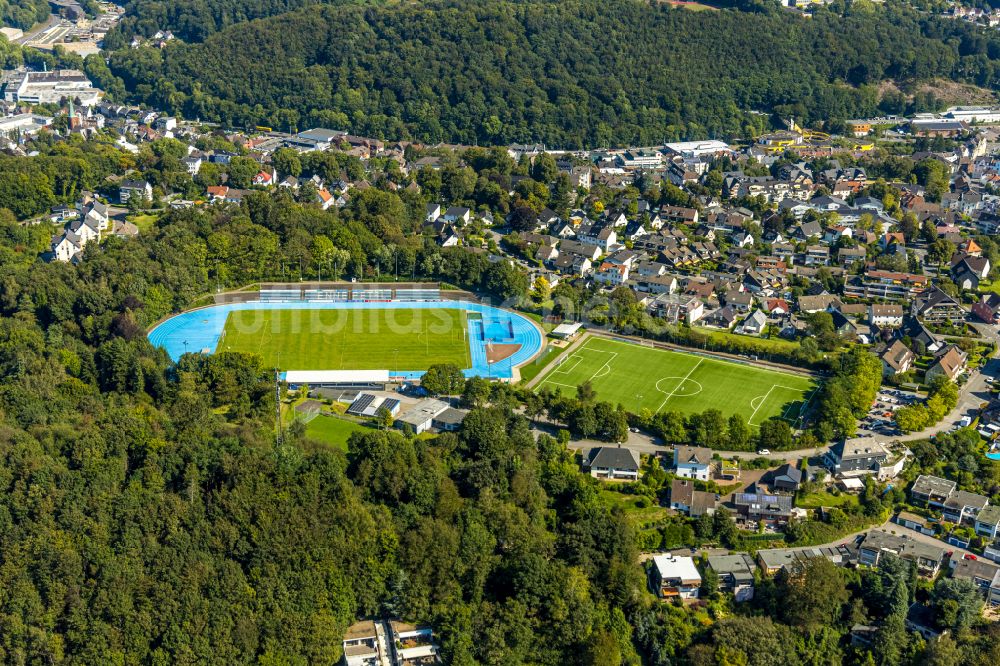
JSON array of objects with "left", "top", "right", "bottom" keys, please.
[{"left": 535, "top": 336, "right": 817, "bottom": 425}]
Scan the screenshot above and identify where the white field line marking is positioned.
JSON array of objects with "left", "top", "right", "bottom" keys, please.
[
  {"left": 656, "top": 358, "right": 703, "bottom": 414},
  {"left": 748, "top": 384, "right": 777, "bottom": 426},
  {"left": 542, "top": 379, "right": 581, "bottom": 390},
  {"left": 551, "top": 353, "right": 583, "bottom": 376},
  {"left": 589, "top": 351, "right": 618, "bottom": 381}
]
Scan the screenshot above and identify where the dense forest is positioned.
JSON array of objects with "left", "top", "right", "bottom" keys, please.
[
  {"left": 0, "top": 0, "right": 48, "bottom": 30},
  {"left": 111, "top": 0, "right": 349, "bottom": 43},
  {"left": 101, "top": 0, "right": 1000, "bottom": 147},
  {"left": 1, "top": 183, "right": 1000, "bottom": 662}
]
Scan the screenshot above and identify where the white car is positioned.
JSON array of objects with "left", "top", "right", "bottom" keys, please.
[{"left": 757, "top": 449, "right": 770, "bottom": 455}]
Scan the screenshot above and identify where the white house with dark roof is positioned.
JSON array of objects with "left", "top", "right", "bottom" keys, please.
[
  {"left": 586, "top": 446, "right": 641, "bottom": 481},
  {"left": 674, "top": 445, "right": 712, "bottom": 481}
]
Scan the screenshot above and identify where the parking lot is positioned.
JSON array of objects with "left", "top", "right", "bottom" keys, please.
[{"left": 856, "top": 388, "right": 923, "bottom": 437}]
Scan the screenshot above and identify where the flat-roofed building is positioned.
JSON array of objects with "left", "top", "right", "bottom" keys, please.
[
  {"left": 651, "top": 554, "right": 701, "bottom": 599},
  {"left": 708, "top": 554, "right": 756, "bottom": 601},
  {"left": 395, "top": 398, "right": 450, "bottom": 435},
  {"left": 4, "top": 69, "right": 102, "bottom": 106},
  {"left": 858, "top": 530, "right": 946, "bottom": 576}
]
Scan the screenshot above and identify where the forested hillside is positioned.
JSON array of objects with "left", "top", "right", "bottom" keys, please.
[
  {"left": 0, "top": 0, "right": 48, "bottom": 30},
  {"left": 110, "top": 0, "right": 344, "bottom": 43},
  {"left": 105, "top": 0, "right": 1000, "bottom": 147}
]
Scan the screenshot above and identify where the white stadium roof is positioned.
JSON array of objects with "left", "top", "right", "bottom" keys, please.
[{"left": 284, "top": 370, "right": 390, "bottom": 384}]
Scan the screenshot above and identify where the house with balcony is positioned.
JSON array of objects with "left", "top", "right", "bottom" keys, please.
[
  {"left": 585, "top": 446, "right": 640, "bottom": 481},
  {"left": 942, "top": 490, "right": 989, "bottom": 525},
  {"left": 910, "top": 475, "right": 957, "bottom": 509},
  {"left": 926, "top": 345, "right": 968, "bottom": 383},
  {"left": 843, "top": 269, "right": 928, "bottom": 301},
  {"left": 857, "top": 530, "right": 946, "bottom": 576},
  {"left": 976, "top": 504, "right": 1000, "bottom": 539},
  {"left": 674, "top": 445, "right": 712, "bottom": 481},
  {"left": 708, "top": 554, "right": 756, "bottom": 602},
  {"left": 651, "top": 554, "right": 701, "bottom": 599}
]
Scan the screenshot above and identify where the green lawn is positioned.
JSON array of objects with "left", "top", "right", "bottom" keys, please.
[
  {"left": 518, "top": 344, "right": 564, "bottom": 384},
  {"left": 795, "top": 490, "right": 859, "bottom": 509},
  {"left": 304, "top": 415, "right": 373, "bottom": 450},
  {"left": 536, "top": 336, "right": 817, "bottom": 425},
  {"left": 218, "top": 308, "right": 471, "bottom": 370},
  {"left": 598, "top": 489, "right": 669, "bottom": 527},
  {"left": 692, "top": 327, "right": 803, "bottom": 354},
  {"left": 127, "top": 213, "right": 159, "bottom": 233}
]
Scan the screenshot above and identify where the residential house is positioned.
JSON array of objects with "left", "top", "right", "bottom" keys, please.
[
  {"left": 952, "top": 557, "right": 1000, "bottom": 601},
  {"left": 755, "top": 545, "right": 854, "bottom": 575},
  {"left": 443, "top": 207, "right": 471, "bottom": 224},
  {"left": 857, "top": 530, "right": 946, "bottom": 576},
  {"left": 912, "top": 287, "right": 967, "bottom": 325},
  {"left": 843, "top": 269, "right": 928, "bottom": 301},
  {"left": 316, "top": 189, "right": 335, "bottom": 211},
  {"left": 770, "top": 463, "right": 803, "bottom": 492},
  {"left": 586, "top": 446, "right": 641, "bottom": 481},
  {"left": 925, "top": 344, "right": 968, "bottom": 383},
  {"left": 206, "top": 185, "right": 229, "bottom": 201},
  {"left": 973, "top": 293, "right": 1000, "bottom": 324},
  {"left": 593, "top": 262, "right": 630, "bottom": 287},
  {"left": 660, "top": 206, "right": 699, "bottom": 225},
  {"left": 50, "top": 231, "right": 83, "bottom": 262},
  {"left": 942, "top": 490, "right": 989, "bottom": 525},
  {"left": 793, "top": 220, "right": 823, "bottom": 240},
  {"left": 425, "top": 203, "right": 441, "bottom": 222},
  {"left": 804, "top": 245, "right": 830, "bottom": 267},
  {"left": 895, "top": 510, "right": 937, "bottom": 536},
  {"left": 651, "top": 554, "right": 701, "bottom": 599},
  {"left": 631, "top": 273, "right": 679, "bottom": 295},
  {"left": 119, "top": 179, "right": 152, "bottom": 203},
  {"left": 674, "top": 445, "right": 712, "bottom": 481},
  {"left": 838, "top": 246, "right": 867, "bottom": 267},
  {"left": 735, "top": 310, "right": 768, "bottom": 336},
  {"left": 975, "top": 504, "right": 1000, "bottom": 539},
  {"left": 559, "top": 240, "right": 602, "bottom": 262},
  {"left": 869, "top": 304, "right": 904, "bottom": 327},
  {"left": 669, "top": 478, "right": 717, "bottom": 517},
  {"left": 896, "top": 316, "right": 942, "bottom": 353},
  {"left": 341, "top": 620, "right": 383, "bottom": 666},
  {"left": 879, "top": 340, "right": 915, "bottom": 377},
  {"left": 707, "top": 554, "right": 756, "bottom": 602},
  {"left": 911, "top": 475, "right": 957, "bottom": 508},
  {"left": 252, "top": 169, "right": 275, "bottom": 186},
  {"left": 732, "top": 489, "right": 794, "bottom": 526},
  {"left": 824, "top": 438, "right": 891, "bottom": 477},
  {"left": 701, "top": 305, "right": 738, "bottom": 330},
  {"left": 648, "top": 293, "right": 705, "bottom": 325},
  {"left": 797, "top": 294, "right": 843, "bottom": 313},
  {"left": 181, "top": 155, "right": 202, "bottom": 175}
]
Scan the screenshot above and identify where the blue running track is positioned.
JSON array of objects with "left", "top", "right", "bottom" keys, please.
[{"left": 147, "top": 300, "right": 543, "bottom": 379}]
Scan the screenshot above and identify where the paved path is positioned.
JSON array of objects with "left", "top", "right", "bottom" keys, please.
[{"left": 15, "top": 14, "right": 59, "bottom": 43}]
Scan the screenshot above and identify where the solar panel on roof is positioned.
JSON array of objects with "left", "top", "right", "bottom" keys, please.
[{"left": 347, "top": 393, "right": 377, "bottom": 415}]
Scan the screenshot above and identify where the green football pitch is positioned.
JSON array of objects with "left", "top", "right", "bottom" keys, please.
[
  {"left": 216, "top": 308, "right": 471, "bottom": 370},
  {"left": 536, "top": 336, "right": 817, "bottom": 425}
]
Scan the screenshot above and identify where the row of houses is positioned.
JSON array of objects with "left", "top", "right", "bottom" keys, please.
[{"left": 651, "top": 526, "right": 989, "bottom": 603}]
